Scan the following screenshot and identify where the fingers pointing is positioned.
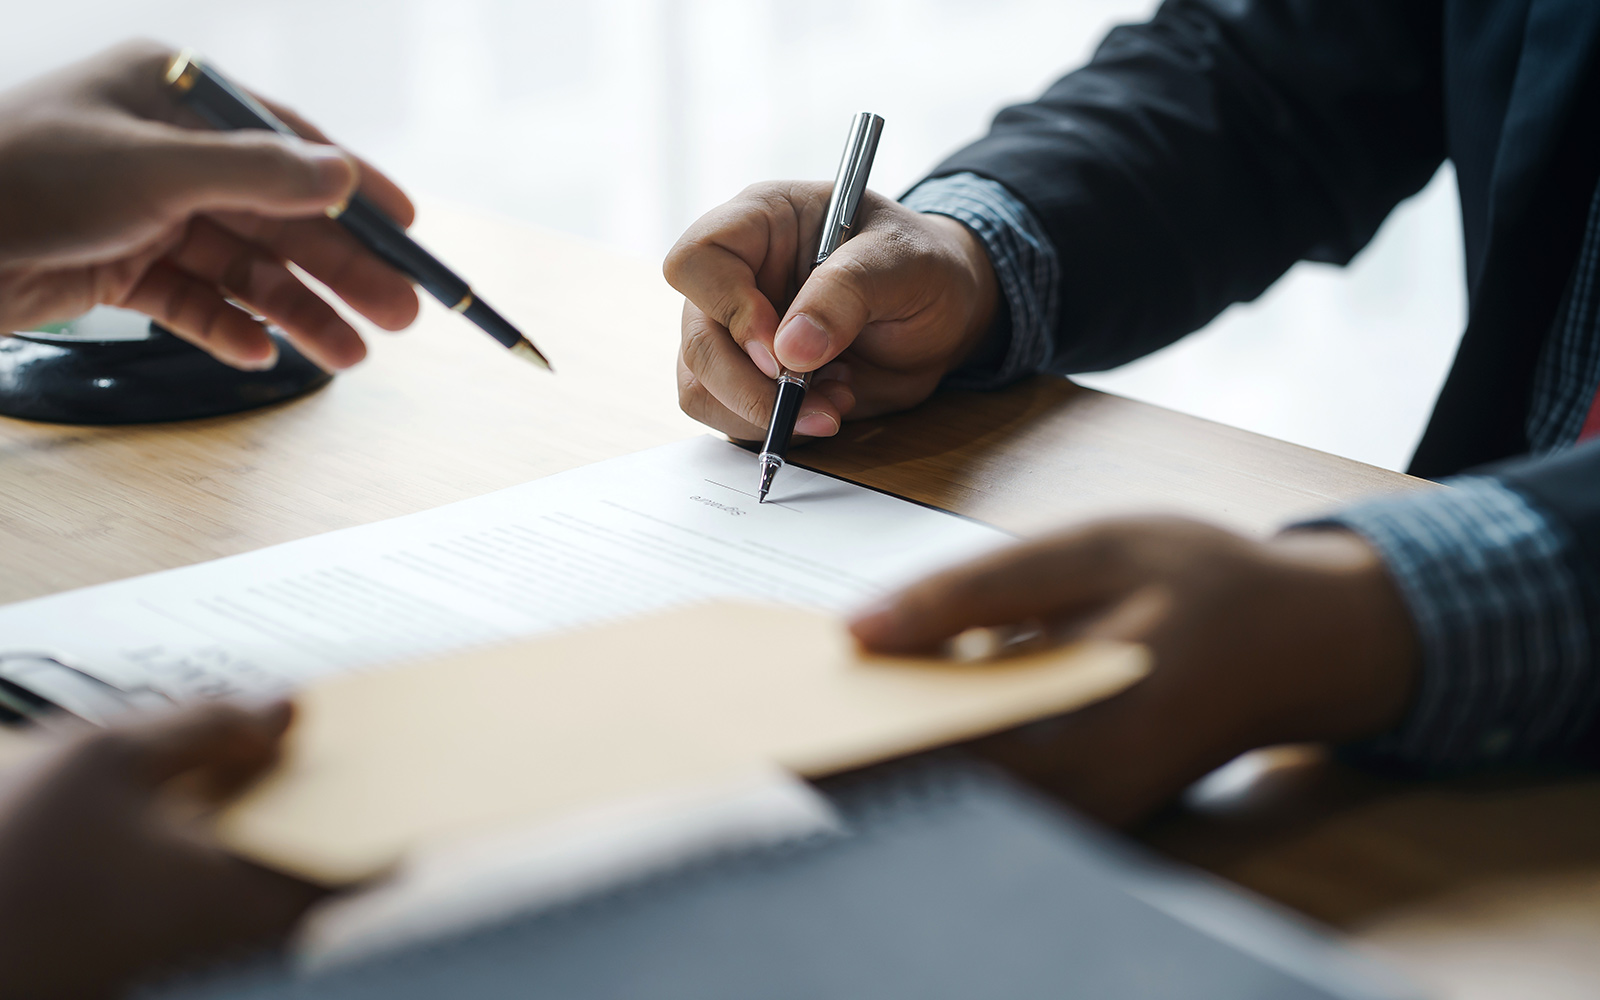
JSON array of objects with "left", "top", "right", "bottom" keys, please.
[
  {"left": 120, "top": 260, "right": 279, "bottom": 370},
  {"left": 850, "top": 529, "right": 1128, "bottom": 653},
  {"left": 103, "top": 701, "right": 293, "bottom": 789},
  {"left": 254, "top": 95, "right": 416, "bottom": 228},
  {"left": 164, "top": 217, "right": 366, "bottom": 370},
  {"left": 142, "top": 125, "right": 357, "bottom": 219}
]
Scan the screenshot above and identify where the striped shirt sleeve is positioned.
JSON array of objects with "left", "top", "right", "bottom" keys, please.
[
  {"left": 900, "top": 173, "right": 1060, "bottom": 390},
  {"left": 1315, "top": 477, "right": 1598, "bottom": 770}
]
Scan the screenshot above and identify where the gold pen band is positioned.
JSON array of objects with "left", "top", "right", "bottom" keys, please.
[
  {"left": 165, "top": 49, "right": 200, "bottom": 93},
  {"left": 452, "top": 292, "right": 474, "bottom": 314}
]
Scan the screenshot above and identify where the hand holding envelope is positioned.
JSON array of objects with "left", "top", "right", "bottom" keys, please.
[{"left": 214, "top": 602, "right": 1149, "bottom": 885}]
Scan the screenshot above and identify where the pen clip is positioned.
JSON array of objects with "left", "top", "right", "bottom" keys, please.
[{"left": 814, "top": 112, "right": 885, "bottom": 265}]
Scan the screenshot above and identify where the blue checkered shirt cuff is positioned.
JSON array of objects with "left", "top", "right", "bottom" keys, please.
[
  {"left": 1312, "top": 478, "right": 1596, "bottom": 770},
  {"left": 900, "top": 173, "right": 1059, "bottom": 390}
]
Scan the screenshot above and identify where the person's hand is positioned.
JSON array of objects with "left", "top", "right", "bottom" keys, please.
[
  {"left": 849, "top": 518, "right": 1420, "bottom": 826},
  {"left": 664, "top": 180, "right": 1000, "bottom": 441},
  {"left": 0, "top": 701, "right": 324, "bottom": 999},
  {"left": 0, "top": 40, "right": 420, "bottom": 371}
]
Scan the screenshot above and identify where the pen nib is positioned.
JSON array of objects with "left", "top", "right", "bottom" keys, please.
[
  {"left": 756, "top": 454, "right": 781, "bottom": 504},
  {"left": 509, "top": 339, "right": 554, "bottom": 372}
]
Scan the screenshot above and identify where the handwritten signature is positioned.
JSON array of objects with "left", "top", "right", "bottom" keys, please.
[{"left": 688, "top": 495, "right": 746, "bottom": 516}]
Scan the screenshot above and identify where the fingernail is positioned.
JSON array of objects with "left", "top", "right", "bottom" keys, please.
[
  {"left": 796, "top": 410, "right": 839, "bottom": 437},
  {"left": 305, "top": 145, "right": 355, "bottom": 196},
  {"left": 746, "top": 340, "right": 780, "bottom": 379},
  {"left": 239, "top": 344, "right": 279, "bottom": 371},
  {"left": 774, "top": 314, "right": 829, "bottom": 369}
]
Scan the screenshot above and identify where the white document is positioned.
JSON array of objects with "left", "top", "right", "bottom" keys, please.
[{"left": 0, "top": 437, "right": 1009, "bottom": 702}]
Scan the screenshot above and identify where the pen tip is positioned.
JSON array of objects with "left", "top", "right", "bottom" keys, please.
[
  {"left": 756, "top": 454, "right": 780, "bottom": 503},
  {"left": 509, "top": 339, "right": 553, "bottom": 371}
]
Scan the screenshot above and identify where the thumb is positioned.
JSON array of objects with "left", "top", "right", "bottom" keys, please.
[
  {"left": 143, "top": 127, "right": 358, "bottom": 218},
  {"left": 772, "top": 235, "right": 887, "bottom": 372},
  {"left": 119, "top": 700, "right": 294, "bottom": 787}
]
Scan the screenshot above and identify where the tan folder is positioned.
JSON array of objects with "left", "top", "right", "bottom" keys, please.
[{"left": 215, "top": 602, "right": 1150, "bottom": 885}]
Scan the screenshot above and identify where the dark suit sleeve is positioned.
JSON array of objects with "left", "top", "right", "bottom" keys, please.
[{"left": 930, "top": 0, "right": 1446, "bottom": 372}]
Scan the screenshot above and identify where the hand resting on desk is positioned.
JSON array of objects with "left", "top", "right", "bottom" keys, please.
[
  {"left": 0, "top": 702, "right": 324, "bottom": 999},
  {"left": 0, "top": 41, "right": 419, "bottom": 372},
  {"left": 664, "top": 180, "right": 999, "bottom": 441},
  {"left": 850, "top": 517, "right": 1421, "bottom": 826}
]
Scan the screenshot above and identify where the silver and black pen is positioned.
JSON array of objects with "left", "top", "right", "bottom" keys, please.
[
  {"left": 165, "top": 50, "right": 552, "bottom": 371},
  {"left": 755, "top": 111, "right": 884, "bottom": 503}
]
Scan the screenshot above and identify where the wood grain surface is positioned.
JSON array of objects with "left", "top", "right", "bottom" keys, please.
[
  {"left": 0, "top": 204, "right": 701, "bottom": 606},
  {"left": 799, "top": 375, "right": 1430, "bottom": 539},
  {"left": 0, "top": 203, "right": 1592, "bottom": 997}
]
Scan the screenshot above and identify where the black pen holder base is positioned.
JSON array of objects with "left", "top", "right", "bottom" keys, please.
[{"left": 0, "top": 312, "right": 330, "bottom": 426}]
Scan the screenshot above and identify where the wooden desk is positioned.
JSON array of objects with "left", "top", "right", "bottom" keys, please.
[{"left": 0, "top": 204, "right": 1589, "bottom": 997}]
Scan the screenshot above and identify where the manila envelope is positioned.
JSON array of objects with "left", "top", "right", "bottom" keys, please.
[{"left": 216, "top": 602, "right": 1150, "bottom": 885}]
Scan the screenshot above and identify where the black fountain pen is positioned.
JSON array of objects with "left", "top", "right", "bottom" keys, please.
[
  {"left": 165, "top": 50, "right": 551, "bottom": 371},
  {"left": 755, "top": 112, "right": 883, "bottom": 502}
]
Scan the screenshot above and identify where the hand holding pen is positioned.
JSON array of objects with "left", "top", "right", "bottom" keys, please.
[
  {"left": 664, "top": 122, "right": 1002, "bottom": 494},
  {"left": 167, "top": 50, "right": 550, "bottom": 370},
  {"left": 752, "top": 112, "right": 883, "bottom": 501},
  {"left": 0, "top": 41, "right": 421, "bottom": 372}
]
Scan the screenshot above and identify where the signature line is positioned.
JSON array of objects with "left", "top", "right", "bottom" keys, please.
[{"left": 703, "top": 479, "right": 802, "bottom": 513}]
